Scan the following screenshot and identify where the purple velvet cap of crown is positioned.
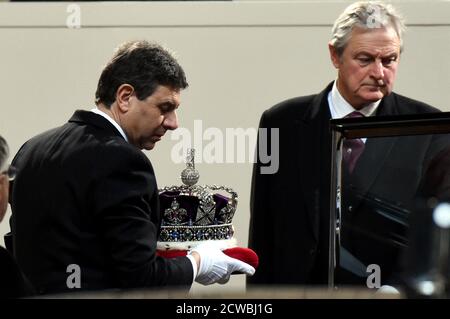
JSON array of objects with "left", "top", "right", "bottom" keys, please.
[
  {"left": 159, "top": 191, "right": 233, "bottom": 226},
  {"left": 157, "top": 187, "right": 236, "bottom": 243},
  {"left": 159, "top": 191, "right": 198, "bottom": 226}
]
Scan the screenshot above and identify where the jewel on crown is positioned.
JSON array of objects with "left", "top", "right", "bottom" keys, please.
[{"left": 157, "top": 148, "right": 238, "bottom": 250}]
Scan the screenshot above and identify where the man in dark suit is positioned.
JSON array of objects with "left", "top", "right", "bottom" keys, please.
[
  {"left": 248, "top": 1, "right": 448, "bottom": 287},
  {"left": 0, "top": 135, "right": 34, "bottom": 298},
  {"left": 9, "top": 40, "right": 254, "bottom": 295}
]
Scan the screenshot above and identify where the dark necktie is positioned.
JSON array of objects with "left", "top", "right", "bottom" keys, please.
[{"left": 343, "top": 111, "right": 365, "bottom": 174}]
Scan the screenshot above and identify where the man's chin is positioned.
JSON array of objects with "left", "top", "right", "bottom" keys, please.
[
  {"left": 361, "top": 91, "right": 385, "bottom": 103},
  {"left": 142, "top": 142, "right": 156, "bottom": 151}
]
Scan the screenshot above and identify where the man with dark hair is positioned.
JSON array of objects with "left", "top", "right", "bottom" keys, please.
[
  {"left": 10, "top": 40, "right": 254, "bottom": 295},
  {"left": 0, "top": 135, "right": 34, "bottom": 298}
]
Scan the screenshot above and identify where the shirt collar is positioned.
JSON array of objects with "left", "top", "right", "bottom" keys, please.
[
  {"left": 328, "top": 80, "right": 380, "bottom": 119},
  {"left": 90, "top": 107, "right": 128, "bottom": 142}
]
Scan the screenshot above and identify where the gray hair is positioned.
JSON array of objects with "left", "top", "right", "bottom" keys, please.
[
  {"left": 330, "top": 1, "right": 406, "bottom": 56},
  {"left": 0, "top": 135, "right": 8, "bottom": 172}
]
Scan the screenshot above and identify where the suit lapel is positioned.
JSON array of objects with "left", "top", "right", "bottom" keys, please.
[
  {"left": 297, "top": 83, "right": 333, "bottom": 241},
  {"left": 349, "top": 94, "right": 399, "bottom": 201},
  {"left": 352, "top": 137, "right": 397, "bottom": 196},
  {"left": 68, "top": 110, "right": 126, "bottom": 139}
]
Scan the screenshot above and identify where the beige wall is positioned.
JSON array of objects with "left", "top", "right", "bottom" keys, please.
[{"left": 0, "top": 1, "right": 449, "bottom": 294}]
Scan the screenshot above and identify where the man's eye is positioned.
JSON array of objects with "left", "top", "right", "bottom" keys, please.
[
  {"left": 382, "top": 57, "right": 397, "bottom": 66},
  {"left": 357, "top": 57, "right": 371, "bottom": 64},
  {"left": 159, "top": 105, "right": 174, "bottom": 113}
]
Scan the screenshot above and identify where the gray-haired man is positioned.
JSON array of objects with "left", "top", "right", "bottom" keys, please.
[{"left": 249, "top": 1, "right": 448, "bottom": 287}]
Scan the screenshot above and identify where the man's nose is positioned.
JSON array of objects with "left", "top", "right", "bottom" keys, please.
[
  {"left": 163, "top": 111, "right": 178, "bottom": 130},
  {"left": 371, "top": 60, "right": 384, "bottom": 80}
]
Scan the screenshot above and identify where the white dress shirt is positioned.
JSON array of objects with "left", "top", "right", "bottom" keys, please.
[
  {"left": 327, "top": 80, "right": 381, "bottom": 143},
  {"left": 90, "top": 107, "right": 128, "bottom": 142}
]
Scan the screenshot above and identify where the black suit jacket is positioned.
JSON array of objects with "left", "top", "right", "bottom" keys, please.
[
  {"left": 10, "top": 110, "right": 193, "bottom": 294},
  {"left": 0, "top": 246, "right": 35, "bottom": 298},
  {"left": 248, "top": 82, "right": 447, "bottom": 286}
]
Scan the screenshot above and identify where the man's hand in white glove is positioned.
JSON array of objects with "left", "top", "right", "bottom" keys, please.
[{"left": 188, "top": 242, "right": 255, "bottom": 285}]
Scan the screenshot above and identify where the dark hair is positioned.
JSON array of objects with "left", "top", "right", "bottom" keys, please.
[
  {"left": 95, "top": 40, "right": 188, "bottom": 107},
  {"left": 0, "top": 135, "right": 8, "bottom": 171}
]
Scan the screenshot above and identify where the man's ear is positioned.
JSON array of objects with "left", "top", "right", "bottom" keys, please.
[
  {"left": 0, "top": 174, "right": 8, "bottom": 223},
  {"left": 328, "top": 43, "right": 341, "bottom": 69},
  {"left": 115, "top": 84, "right": 134, "bottom": 113}
]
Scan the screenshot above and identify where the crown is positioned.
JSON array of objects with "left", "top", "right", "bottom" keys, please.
[{"left": 157, "top": 149, "right": 238, "bottom": 251}]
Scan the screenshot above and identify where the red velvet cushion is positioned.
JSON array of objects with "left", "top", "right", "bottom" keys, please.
[
  {"left": 223, "top": 247, "right": 259, "bottom": 269},
  {"left": 157, "top": 247, "right": 259, "bottom": 269}
]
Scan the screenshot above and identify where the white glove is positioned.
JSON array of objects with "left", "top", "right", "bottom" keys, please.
[
  {"left": 377, "top": 285, "right": 400, "bottom": 295},
  {"left": 188, "top": 242, "right": 255, "bottom": 285}
]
